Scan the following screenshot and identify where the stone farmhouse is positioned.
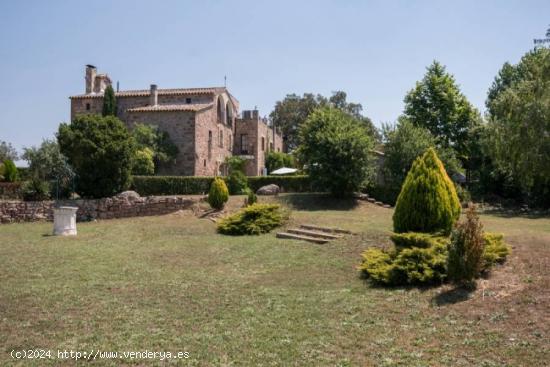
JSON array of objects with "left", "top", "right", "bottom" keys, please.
[{"left": 69, "top": 65, "right": 283, "bottom": 176}]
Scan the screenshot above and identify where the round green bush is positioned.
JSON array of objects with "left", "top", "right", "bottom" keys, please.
[
  {"left": 393, "top": 148, "right": 460, "bottom": 235},
  {"left": 208, "top": 177, "right": 229, "bottom": 209},
  {"left": 226, "top": 171, "right": 248, "bottom": 195},
  {"left": 132, "top": 148, "right": 155, "bottom": 175}
]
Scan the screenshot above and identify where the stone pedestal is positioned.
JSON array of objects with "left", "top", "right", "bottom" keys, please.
[{"left": 53, "top": 206, "right": 78, "bottom": 236}]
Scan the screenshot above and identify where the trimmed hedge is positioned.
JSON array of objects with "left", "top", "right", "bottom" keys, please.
[
  {"left": 132, "top": 176, "right": 215, "bottom": 195},
  {"left": 131, "top": 175, "right": 312, "bottom": 196}
]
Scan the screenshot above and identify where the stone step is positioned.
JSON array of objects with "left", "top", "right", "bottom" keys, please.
[
  {"left": 300, "top": 224, "right": 352, "bottom": 234},
  {"left": 287, "top": 228, "right": 342, "bottom": 239},
  {"left": 276, "top": 232, "right": 330, "bottom": 244}
]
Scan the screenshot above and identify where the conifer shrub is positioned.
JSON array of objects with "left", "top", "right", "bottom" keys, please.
[
  {"left": 391, "top": 241, "right": 448, "bottom": 284},
  {"left": 359, "top": 239, "right": 448, "bottom": 285},
  {"left": 359, "top": 248, "right": 395, "bottom": 284},
  {"left": 2, "top": 159, "right": 19, "bottom": 182},
  {"left": 393, "top": 148, "right": 460, "bottom": 235},
  {"left": 208, "top": 177, "right": 229, "bottom": 210},
  {"left": 390, "top": 232, "right": 448, "bottom": 249},
  {"left": 360, "top": 230, "right": 511, "bottom": 286},
  {"left": 482, "top": 232, "right": 511, "bottom": 269},
  {"left": 245, "top": 188, "right": 257, "bottom": 206},
  {"left": 217, "top": 203, "right": 288, "bottom": 235},
  {"left": 447, "top": 204, "right": 485, "bottom": 285}
]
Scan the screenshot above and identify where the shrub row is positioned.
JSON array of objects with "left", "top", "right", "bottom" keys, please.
[{"left": 131, "top": 175, "right": 312, "bottom": 196}]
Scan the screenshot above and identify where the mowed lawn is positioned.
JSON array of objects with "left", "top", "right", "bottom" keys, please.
[{"left": 0, "top": 194, "right": 548, "bottom": 366}]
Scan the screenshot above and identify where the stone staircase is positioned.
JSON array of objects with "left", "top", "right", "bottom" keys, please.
[{"left": 276, "top": 224, "right": 351, "bottom": 244}]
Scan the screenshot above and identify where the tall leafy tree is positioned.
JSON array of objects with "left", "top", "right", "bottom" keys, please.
[
  {"left": 486, "top": 48, "right": 550, "bottom": 206},
  {"left": 0, "top": 141, "right": 18, "bottom": 161},
  {"left": 298, "top": 107, "right": 375, "bottom": 197},
  {"left": 270, "top": 93, "right": 325, "bottom": 151},
  {"left": 270, "top": 91, "right": 378, "bottom": 151},
  {"left": 102, "top": 85, "right": 117, "bottom": 116},
  {"left": 57, "top": 114, "right": 135, "bottom": 198},
  {"left": 403, "top": 61, "right": 480, "bottom": 158},
  {"left": 131, "top": 123, "right": 179, "bottom": 172},
  {"left": 22, "top": 139, "right": 74, "bottom": 181},
  {"left": 381, "top": 118, "right": 461, "bottom": 203}
]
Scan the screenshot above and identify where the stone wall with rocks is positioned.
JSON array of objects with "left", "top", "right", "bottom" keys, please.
[{"left": 0, "top": 191, "right": 199, "bottom": 224}]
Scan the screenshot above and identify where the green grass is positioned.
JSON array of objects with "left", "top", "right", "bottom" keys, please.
[{"left": 0, "top": 194, "right": 548, "bottom": 366}]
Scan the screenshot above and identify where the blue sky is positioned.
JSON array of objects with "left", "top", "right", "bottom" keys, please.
[{"left": 1, "top": 0, "right": 548, "bottom": 160}]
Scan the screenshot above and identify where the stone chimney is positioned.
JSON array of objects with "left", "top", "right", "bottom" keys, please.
[
  {"left": 150, "top": 84, "right": 158, "bottom": 106},
  {"left": 85, "top": 65, "right": 97, "bottom": 94}
]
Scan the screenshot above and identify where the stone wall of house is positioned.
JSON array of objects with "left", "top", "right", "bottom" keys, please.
[
  {"left": 235, "top": 112, "right": 284, "bottom": 176},
  {"left": 126, "top": 110, "right": 197, "bottom": 175},
  {"left": 194, "top": 100, "right": 234, "bottom": 176},
  {"left": 0, "top": 194, "right": 199, "bottom": 224},
  {"left": 70, "top": 93, "right": 215, "bottom": 122}
]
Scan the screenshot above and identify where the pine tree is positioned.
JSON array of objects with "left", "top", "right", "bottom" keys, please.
[
  {"left": 102, "top": 85, "right": 117, "bottom": 116},
  {"left": 393, "top": 148, "right": 460, "bottom": 234}
]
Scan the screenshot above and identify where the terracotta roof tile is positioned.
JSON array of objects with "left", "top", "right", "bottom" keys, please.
[
  {"left": 70, "top": 87, "right": 225, "bottom": 99},
  {"left": 126, "top": 103, "right": 213, "bottom": 112}
]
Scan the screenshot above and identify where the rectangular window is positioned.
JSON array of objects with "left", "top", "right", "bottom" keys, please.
[
  {"left": 186, "top": 98, "right": 192, "bottom": 104},
  {"left": 270, "top": 142, "right": 273, "bottom": 151},
  {"left": 219, "top": 130, "right": 223, "bottom": 148},
  {"left": 228, "top": 134, "right": 232, "bottom": 151},
  {"left": 240, "top": 134, "right": 248, "bottom": 154},
  {"left": 261, "top": 137, "right": 265, "bottom": 151},
  {"left": 86, "top": 103, "right": 90, "bottom": 111}
]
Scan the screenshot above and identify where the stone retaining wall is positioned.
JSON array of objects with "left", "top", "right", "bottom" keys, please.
[{"left": 0, "top": 193, "right": 199, "bottom": 223}]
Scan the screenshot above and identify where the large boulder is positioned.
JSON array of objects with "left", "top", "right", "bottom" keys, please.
[
  {"left": 116, "top": 191, "right": 140, "bottom": 201},
  {"left": 256, "top": 184, "right": 280, "bottom": 196}
]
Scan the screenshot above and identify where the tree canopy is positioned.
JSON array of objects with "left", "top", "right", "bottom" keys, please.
[
  {"left": 381, "top": 118, "right": 461, "bottom": 203},
  {"left": 0, "top": 141, "right": 18, "bottom": 162},
  {"left": 131, "top": 123, "right": 179, "bottom": 172},
  {"left": 298, "top": 107, "right": 375, "bottom": 197},
  {"left": 102, "top": 85, "right": 117, "bottom": 116},
  {"left": 270, "top": 91, "right": 378, "bottom": 151},
  {"left": 57, "top": 114, "right": 135, "bottom": 198},
  {"left": 22, "top": 139, "right": 74, "bottom": 182},
  {"left": 485, "top": 47, "right": 550, "bottom": 206},
  {"left": 403, "top": 61, "right": 480, "bottom": 157}
]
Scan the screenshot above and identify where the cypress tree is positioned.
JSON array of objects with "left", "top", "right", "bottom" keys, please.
[
  {"left": 393, "top": 148, "right": 460, "bottom": 234},
  {"left": 102, "top": 85, "right": 117, "bottom": 116}
]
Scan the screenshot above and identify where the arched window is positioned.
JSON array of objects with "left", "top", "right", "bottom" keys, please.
[
  {"left": 217, "top": 97, "right": 224, "bottom": 124},
  {"left": 225, "top": 102, "right": 233, "bottom": 126}
]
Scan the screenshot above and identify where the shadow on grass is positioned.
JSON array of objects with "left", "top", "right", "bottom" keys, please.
[
  {"left": 481, "top": 208, "right": 550, "bottom": 219},
  {"left": 360, "top": 274, "right": 475, "bottom": 306},
  {"left": 432, "top": 286, "right": 475, "bottom": 306},
  {"left": 278, "top": 193, "right": 359, "bottom": 211}
]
